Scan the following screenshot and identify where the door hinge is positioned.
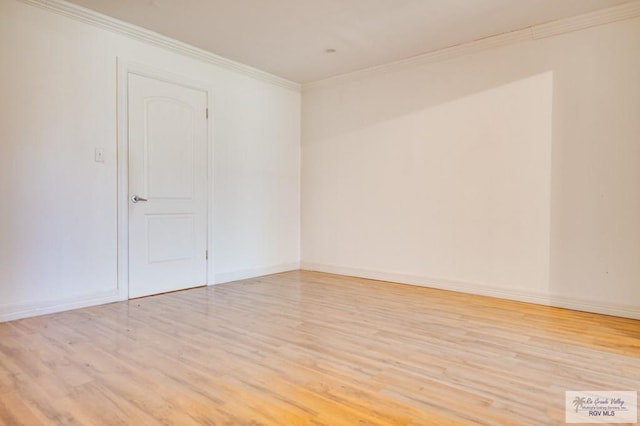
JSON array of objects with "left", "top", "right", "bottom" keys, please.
[
  {"left": 205, "top": 250, "right": 208, "bottom": 260},
  {"left": 206, "top": 108, "right": 209, "bottom": 119}
]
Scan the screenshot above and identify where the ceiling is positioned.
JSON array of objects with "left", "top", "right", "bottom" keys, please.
[{"left": 65, "top": 0, "right": 634, "bottom": 83}]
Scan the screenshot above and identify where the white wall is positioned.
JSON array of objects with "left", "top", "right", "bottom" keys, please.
[
  {"left": 2, "top": 1, "right": 638, "bottom": 322},
  {"left": 302, "top": 16, "right": 640, "bottom": 318},
  {"left": 0, "top": 0, "right": 300, "bottom": 321}
]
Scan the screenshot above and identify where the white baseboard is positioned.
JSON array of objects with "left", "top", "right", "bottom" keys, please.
[
  {"left": 301, "top": 262, "right": 640, "bottom": 320},
  {"left": 4, "top": 264, "right": 636, "bottom": 322},
  {"left": 0, "top": 290, "right": 121, "bottom": 323},
  {"left": 214, "top": 262, "right": 300, "bottom": 285},
  {"left": 0, "top": 262, "right": 300, "bottom": 322}
]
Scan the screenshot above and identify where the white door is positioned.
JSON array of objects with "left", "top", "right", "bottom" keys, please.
[{"left": 128, "top": 74, "right": 208, "bottom": 298}]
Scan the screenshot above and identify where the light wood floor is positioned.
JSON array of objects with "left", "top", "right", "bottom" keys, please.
[{"left": 0, "top": 271, "right": 638, "bottom": 425}]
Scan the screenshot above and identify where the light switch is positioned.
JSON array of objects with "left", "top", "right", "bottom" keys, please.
[{"left": 95, "top": 147, "right": 105, "bottom": 163}]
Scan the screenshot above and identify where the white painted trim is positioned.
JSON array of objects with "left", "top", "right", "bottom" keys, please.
[
  {"left": 303, "top": 1, "right": 640, "bottom": 91},
  {"left": 303, "top": 28, "right": 532, "bottom": 91},
  {"left": 117, "top": 58, "right": 215, "bottom": 300},
  {"left": 0, "top": 291, "right": 120, "bottom": 322},
  {"left": 206, "top": 85, "right": 215, "bottom": 286},
  {"left": 532, "top": 1, "right": 640, "bottom": 39},
  {"left": 17, "top": 0, "right": 300, "bottom": 92},
  {"left": 301, "top": 263, "right": 640, "bottom": 320},
  {"left": 116, "top": 59, "right": 129, "bottom": 301},
  {"left": 214, "top": 263, "right": 300, "bottom": 285}
]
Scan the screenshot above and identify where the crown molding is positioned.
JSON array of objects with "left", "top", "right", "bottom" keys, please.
[
  {"left": 17, "top": 0, "right": 301, "bottom": 92},
  {"left": 303, "top": 0, "right": 640, "bottom": 91},
  {"left": 532, "top": 0, "right": 640, "bottom": 39},
  {"left": 303, "top": 28, "right": 533, "bottom": 91}
]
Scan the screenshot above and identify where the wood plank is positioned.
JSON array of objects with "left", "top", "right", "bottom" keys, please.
[{"left": 0, "top": 270, "right": 638, "bottom": 425}]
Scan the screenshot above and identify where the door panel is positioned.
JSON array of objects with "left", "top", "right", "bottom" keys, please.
[
  {"left": 128, "top": 74, "right": 208, "bottom": 299},
  {"left": 145, "top": 98, "right": 195, "bottom": 199},
  {"left": 145, "top": 214, "right": 195, "bottom": 264}
]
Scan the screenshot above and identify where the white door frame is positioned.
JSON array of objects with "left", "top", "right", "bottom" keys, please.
[{"left": 116, "top": 58, "right": 214, "bottom": 300}]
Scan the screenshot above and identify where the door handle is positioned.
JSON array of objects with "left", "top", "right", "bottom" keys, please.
[{"left": 131, "top": 195, "right": 148, "bottom": 203}]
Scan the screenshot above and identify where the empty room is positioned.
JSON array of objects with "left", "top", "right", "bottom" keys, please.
[{"left": 1, "top": 0, "right": 639, "bottom": 424}]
